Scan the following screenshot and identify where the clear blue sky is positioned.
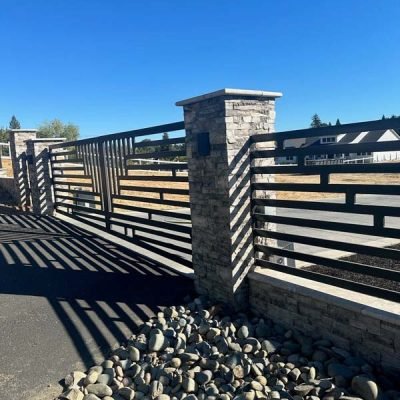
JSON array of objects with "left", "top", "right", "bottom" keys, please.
[{"left": 0, "top": 0, "right": 399, "bottom": 138}]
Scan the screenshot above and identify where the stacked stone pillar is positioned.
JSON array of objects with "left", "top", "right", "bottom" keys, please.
[
  {"left": 9, "top": 129, "right": 38, "bottom": 210},
  {"left": 9, "top": 129, "right": 64, "bottom": 215},
  {"left": 177, "top": 89, "right": 282, "bottom": 309},
  {"left": 26, "top": 138, "right": 65, "bottom": 215}
]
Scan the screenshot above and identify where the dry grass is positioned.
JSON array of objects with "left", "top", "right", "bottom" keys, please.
[
  {"left": 275, "top": 173, "right": 400, "bottom": 200},
  {"left": 54, "top": 166, "right": 400, "bottom": 207},
  {"left": 1, "top": 159, "right": 13, "bottom": 177}
]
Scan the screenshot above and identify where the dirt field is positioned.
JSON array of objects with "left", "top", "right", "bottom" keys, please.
[
  {"left": 274, "top": 173, "right": 400, "bottom": 200},
  {"left": 1, "top": 159, "right": 13, "bottom": 177},
  {"left": 54, "top": 168, "right": 400, "bottom": 208}
]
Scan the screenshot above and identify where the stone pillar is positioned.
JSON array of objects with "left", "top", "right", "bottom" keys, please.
[
  {"left": 26, "top": 138, "right": 65, "bottom": 215},
  {"left": 177, "top": 88, "right": 282, "bottom": 309},
  {"left": 9, "top": 129, "right": 38, "bottom": 210}
]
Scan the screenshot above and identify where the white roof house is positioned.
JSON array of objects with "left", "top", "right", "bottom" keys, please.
[{"left": 278, "top": 129, "right": 400, "bottom": 164}]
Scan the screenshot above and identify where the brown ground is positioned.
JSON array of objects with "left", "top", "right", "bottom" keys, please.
[
  {"left": 274, "top": 173, "right": 400, "bottom": 200},
  {"left": 1, "top": 159, "right": 13, "bottom": 177},
  {"left": 54, "top": 169, "right": 400, "bottom": 207}
]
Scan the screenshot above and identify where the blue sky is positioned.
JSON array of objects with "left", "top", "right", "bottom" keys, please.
[{"left": 0, "top": 0, "right": 399, "bottom": 138}]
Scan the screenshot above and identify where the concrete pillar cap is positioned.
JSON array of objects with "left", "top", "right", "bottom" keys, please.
[{"left": 176, "top": 88, "right": 283, "bottom": 106}]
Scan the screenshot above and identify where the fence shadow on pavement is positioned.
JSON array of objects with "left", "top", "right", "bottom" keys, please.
[{"left": 0, "top": 211, "right": 193, "bottom": 369}]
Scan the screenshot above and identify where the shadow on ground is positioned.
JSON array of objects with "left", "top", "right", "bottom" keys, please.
[{"left": 0, "top": 209, "right": 193, "bottom": 399}]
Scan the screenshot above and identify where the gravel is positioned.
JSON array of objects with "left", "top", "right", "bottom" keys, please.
[
  {"left": 55, "top": 296, "right": 399, "bottom": 400},
  {"left": 305, "top": 244, "right": 400, "bottom": 292}
]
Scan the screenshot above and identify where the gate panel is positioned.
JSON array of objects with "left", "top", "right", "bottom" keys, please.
[{"left": 50, "top": 122, "right": 192, "bottom": 268}]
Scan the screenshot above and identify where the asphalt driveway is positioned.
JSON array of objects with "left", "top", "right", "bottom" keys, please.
[{"left": 0, "top": 210, "right": 193, "bottom": 400}]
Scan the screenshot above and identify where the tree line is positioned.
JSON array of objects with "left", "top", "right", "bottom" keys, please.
[
  {"left": 310, "top": 113, "right": 400, "bottom": 128},
  {"left": 0, "top": 115, "right": 79, "bottom": 145}
]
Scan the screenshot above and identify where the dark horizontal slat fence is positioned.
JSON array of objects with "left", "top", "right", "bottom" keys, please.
[
  {"left": 49, "top": 121, "right": 192, "bottom": 269},
  {"left": 251, "top": 118, "right": 400, "bottom": 302}
]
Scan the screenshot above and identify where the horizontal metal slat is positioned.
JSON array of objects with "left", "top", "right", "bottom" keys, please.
[
  {"left": 52, "top": 166, "right": 86, "bottom": 172},
  {"left": 118, "top": 185, "right": 189, "bottom": 196},
  {"left": 254, "top": 244, "right": 400, "bottom": 282},
  {"left": 112, "top": 203, "right": 191, "bottom": 220},
  {"left": 110, "top": 212, "right": 192, "bottom": 234},
  {"left": 112, "top": 194, "right": 190, "bottom": 208},
  {"left": 54, "top": 188, "right": 100, "bottom": 196},
  {"left": 109, "top": 219, "right": 192, "bottom": 244},
  {"left": 49, "top": 121, "right": 185, "bottom": 149},
  {"left": 127, "top": 163, "right": 188, "bottom": 171},
  {"left": 252, "top": 140, "right": 400, "bottom": 159},
  {"left": 255, "top": 244, "right": 400, "bottom": 282},
  {"left": 251, "top": 118, "right": 400, "bottom": 143},
  {"left": 119, "top": 185, "right": 189, "bottom": 195},
  {"left": 55, "top": 208, "right": 106, "bottom": 225},
  {"left": 132, "top": 136, "right": 186, "bottom": 149},
  {"left": 54, "top": 181, "right": 93, "bottom": 188},
  {"left": 119, "top": 175, "right": 188, "bottom": 183},
  {"left": 251, "top": 162, "right": 400, "bottom": 175},
  {"left": 54, "top": 194, "right": 102, "bottom": 205},
  {"left": 126, "top": 150, "right": 186, "bottom": 160},
  {"left": 253, "top": 198, "right": 400, "bottom": 217},
  {"left": 255, "top": 258, "right": 400, "bottom": 302},
  {"left": 254, "top": 228, "right": 400, "bottom": 261},
  {"left": 51, "top": 159, "right": 84, "bottom": 164},
  {"left": 252, "top": 182, "right": 400, "bottom": 195},
  {"left": 253, "top": 213, "right": 400, "bottom": 239},
  {"left": 50, "top": 150, "right": 77, "bottom": 157},
  {"left": 53, "top": 174, "right": 92, "bottom": 180},
  {"left": 55, "top": 202, "right": 104, "bottom": 215}
]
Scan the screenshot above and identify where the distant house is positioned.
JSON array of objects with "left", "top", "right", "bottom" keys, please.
[{"left": 277, "top": 129, "right": 400, "bottom": 165}]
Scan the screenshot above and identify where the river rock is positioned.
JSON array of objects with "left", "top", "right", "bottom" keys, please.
[
  {"left": 119, "top": 387, "right": 135, "bottom": 400},
  {"left": 65, "top": 371, "right": 87, "bottom": 388},
  {"left": 86, "top": 383, "right": 113, "bottom": 397},
  {"left": 195, "top": 370, "right": 213, "bottom": 385},
  {"left": 60, "top": 388, "right": 84, "bottom": 400},
  {"left": 351, "top": 375, "right": 380, "bottom": 400},
  {"left": 149, "top": 331, "right": 167, "bottom": 352}
]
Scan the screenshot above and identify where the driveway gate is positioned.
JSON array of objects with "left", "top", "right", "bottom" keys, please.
[{"left": 49, "top": 122, "right": 192, "bottom": 268}]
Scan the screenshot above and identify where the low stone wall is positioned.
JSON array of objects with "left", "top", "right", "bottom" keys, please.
[
  {"left": 249, "top": 269, "right": 400, "bottom": 375},
  {"left": 0, "top": 176, "right": 17, "bottom": 204}
]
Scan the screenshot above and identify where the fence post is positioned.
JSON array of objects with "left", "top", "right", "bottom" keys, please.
[
  {"left": 177, "top": 88, "right": 282, "bottom": 309},
  {"left": 26, "top": 138, "right": 65, "bottom": 215},
  {"left": 9, "top": 129, "right": 38, "bottom": 210}
]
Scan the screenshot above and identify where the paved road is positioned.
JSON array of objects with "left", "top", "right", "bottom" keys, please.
[
  {"left": 0, "top": 211, "right": 193, "bottom": 400},
  {"left": 118, "top": 194, "right": 400, "bottom": 267},
  {"left": 273, "top": 194, "right": 400, "bottom": 265}
]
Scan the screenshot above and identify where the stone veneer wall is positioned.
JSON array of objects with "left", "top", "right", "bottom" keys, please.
[
  {"left": 26, "top": 138, "right": 65, "bottom": 215},
  {"left": 178, "top": 89, "right": 281, "bottom": 309},
  {"left": 249, "top": 270, "right": 400, "bottom": 374}
]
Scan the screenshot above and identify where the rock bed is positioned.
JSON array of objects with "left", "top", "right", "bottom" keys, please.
[{"left": 57, "top": 297, "right": 399, "bottom": 400}]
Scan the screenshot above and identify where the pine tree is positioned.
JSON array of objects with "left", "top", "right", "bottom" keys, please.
[
  {"left": 382, "top": 114, "right": 386, "bottom": 120},
  {"left": 335, "top": 119, "right": 341, "bottom": 125},
  {"left": 9, "top": 115, "right": 21, "bottom": 129},
  {"left": 310, "top": 114, "right": 323, "bottom": 128}
]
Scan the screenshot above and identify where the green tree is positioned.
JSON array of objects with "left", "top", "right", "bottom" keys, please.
[
  {"left": 9, "top": 115, "right": 21, "bottom": 129},
  {"left": 0, "top": 128, "right": 8, "bottom": 143},
  {"left": 37, "top": 119, "right": 79, "bottom": 141},
  {"left": 310, "top": 114, "right": 322, "bottom": 128},
  {"left": 335, "top": 118, "right": 341, "bottom": 125},
  {"left": 160, "top": 132, "right": 170, "bottom": 152},
  {"left": 382, "top": 114, "right": 386, "bottom": 120}
]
